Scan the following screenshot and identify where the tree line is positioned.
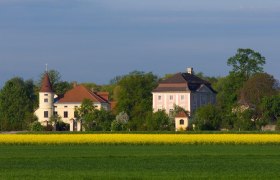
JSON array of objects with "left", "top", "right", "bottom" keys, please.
[{"left": 0, "top": 48, "right": 279, "bottom": 131}]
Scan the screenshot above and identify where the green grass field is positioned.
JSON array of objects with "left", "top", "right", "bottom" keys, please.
[{"left": 0, "top": 144, "right": 279, "bottom": 179}]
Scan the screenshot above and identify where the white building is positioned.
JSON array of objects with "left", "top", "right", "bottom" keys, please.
[
  {"left": 152, "top": 68, "right": 216, "bottom": 130},
  {"left": 34, "top": 73, "right": 110, "bottom": 131}
]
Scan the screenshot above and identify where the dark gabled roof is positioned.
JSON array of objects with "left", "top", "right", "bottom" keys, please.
[
  {"left": 160, "top": 73, "right": 188, "bottom": 84},
  {"left": 153, "top": 87, "right": 189, "bottom": 92},
  {"left": 160, "top": 73, "right": 209, "bottom": 85},
  {"left": 40, "top": 73, "right": 53, "bottom": 93},
  {"left": 56, "top": 85, "right": 109, "bottom": 103},
  {"left": 153, "top": 72, "right": 216, "bottom": 93}
]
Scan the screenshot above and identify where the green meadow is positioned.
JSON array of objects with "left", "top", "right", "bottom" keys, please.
[{"left": 0, "top": 144, "right": 279, "bottom": 179}]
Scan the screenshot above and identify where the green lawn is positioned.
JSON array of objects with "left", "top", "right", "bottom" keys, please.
[{"left": 0, "top": 144, "right": 279, "bottom": 179}]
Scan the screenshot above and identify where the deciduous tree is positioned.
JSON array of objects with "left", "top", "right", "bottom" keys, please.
[
  {"left": 0, "top": 77, "right": 35, "bottom": 130},
  {"left": 113, "top": 71, "right": 159, "bottom": 130},
  {"left": 227, "top": 48, "right": 266, "bottom": 80},
  {"left": 146, "top": 110, "right": 171, "bottom": 131},
  {"left": 239, "top": 73, "right": 278, "bottom": 106},
  {"left": 194, "top": 104, "right": 222, "bottom": 130}
]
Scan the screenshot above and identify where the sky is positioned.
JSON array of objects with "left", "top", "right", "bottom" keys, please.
[{"left": 1, "top": 0, "right": 280, "bottom": 86}]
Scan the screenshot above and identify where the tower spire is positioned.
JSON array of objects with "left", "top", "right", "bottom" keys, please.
[{"left": 40, "top": 72, "right": 53, "bottom": 93}]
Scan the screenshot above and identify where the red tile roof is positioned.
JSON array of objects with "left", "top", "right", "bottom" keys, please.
[
  {"left": 175, "top": 111, "right": 188, "bottom": 118},
  {"left": 57, "top": 85, "right": 109, "bottom": 103},
  {"left": 40, "top": 73, "right": 53, "bottom": 93},
  {"left": 96, "top": 92, "right": 109, "bottom": 101}
]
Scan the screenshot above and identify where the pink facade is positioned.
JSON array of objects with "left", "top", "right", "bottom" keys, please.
[
  {"left": 152, "top": 69, "right": 216, "bottom": 115},
  {"left": 153, "top": 91, "right": 215, "bottom": 115},
  {"left": 153, "top": 93, "right": 190, "bottom": 114}
]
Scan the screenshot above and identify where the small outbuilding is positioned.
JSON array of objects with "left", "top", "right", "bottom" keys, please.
[{"left": 175, "top": 111, "right": 189, "bottom": 131}]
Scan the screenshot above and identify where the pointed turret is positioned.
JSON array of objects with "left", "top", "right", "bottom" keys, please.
[
  {"left": 34, "top": 72, "right": 54, "bottom": 125},
  {"left": 40, "top": 73, "right": 53, "bottom": 93}
]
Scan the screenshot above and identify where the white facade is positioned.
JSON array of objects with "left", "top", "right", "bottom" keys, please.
[
  {"left": 35, "top": 75, "right": 110, "bottom": 131},
  {"left": 54, "top": 102, "right": 109, "bottom": 124},
  {"left": 34, "top": 92, "right": 54, "bottom": 126},
  {"left": 35, "top": 95, "right": 109, "bottom": 131}
]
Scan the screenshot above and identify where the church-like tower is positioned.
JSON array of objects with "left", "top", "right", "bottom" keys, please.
[{"left": 35, "top": 73, "right": 54, "bottom": 125}]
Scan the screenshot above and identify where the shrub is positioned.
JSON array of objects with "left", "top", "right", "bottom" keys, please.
[
  {"left": 111, "top": 112, "right": 129, "bottom": 131},
  {"left": 194, "top": 104, "right": 222, "bottom": 130},
  {"left": 56, "top": 121, "right": 70, "bottom": 131},
  {"left": 30, "top": 121, "right": 44, "bottom": 131},
  {"left": 276, "top": 118, "right": 280, "bottom": 131},
  {"left": 111, "top": 120, "right": 122, "bottom": 131},
  {"left": 44, "top": 124, "right": 53, "bottom": 131}
]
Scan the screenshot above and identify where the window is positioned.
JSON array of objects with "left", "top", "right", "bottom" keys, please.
[
  {"left": 64, "top": 106, "right": 68, "bottom": 108},
  {"left": 54, "top": 111, "right": 58, "bottom": 116},
  {"left": 44, "top": 111, "right": 48, "bottom": 118},
  {"left": 169, "top": 109, "right": 174, "bottom": 114},
  {"left": 44, "top": 94, "right": 48, "bottom": 96},
  {"left": 158, "top": 96, "right": 161, "bottom": 101},
  {"left": 44, "top": 98, "right": 48, "bottom": 103},
  {"left": 170, "top": 95, "right": 173, "bottom": 100},
  {"left": 181, "top": 95, "right": 184, "bottom": 100},
  {"left": 180, "top": 119, "right": 184, "bottom": 125},
  {"left": 64, "top": 111, "right": 68, "bottom": 118}
]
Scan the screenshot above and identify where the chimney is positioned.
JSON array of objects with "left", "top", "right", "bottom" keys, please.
[{"left": 187, "top": 67, "right": 194, "bottom": 74}]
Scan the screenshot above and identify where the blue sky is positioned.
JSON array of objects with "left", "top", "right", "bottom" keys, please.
[{"left": 1, "top": 0, "right": 280, "bottom": 86}]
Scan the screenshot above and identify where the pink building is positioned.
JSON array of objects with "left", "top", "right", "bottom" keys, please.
[{"left": 152, "top": 68, "right": 216, "bottom": 116}]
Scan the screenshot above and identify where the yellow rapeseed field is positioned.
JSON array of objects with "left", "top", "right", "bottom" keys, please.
[{"left": 0, "top": 134, "right": 280, "bottom": 144}]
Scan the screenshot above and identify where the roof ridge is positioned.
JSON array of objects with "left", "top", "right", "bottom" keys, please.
[
  {"left": 56, "top": 84, "right": 108, "bottom": 103},
  {"left": 80, "top": 85, "right": 108, "bottom": 103}
]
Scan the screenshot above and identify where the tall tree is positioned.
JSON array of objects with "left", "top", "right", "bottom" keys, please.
[
  {"left": 227, "top": 48, "right": 266, "bottom": 80},
  {"left": 113, "top": 71, "right": 159, "bottom": 130},
  {"left": 214, "top": 74, "right": 244, "bottom": 110},
  {"left": 239, "top": 73, "right": 278, "bottom": 107},
  {"left": 0, "top": 77, "right": 35, "bottom": 130}
]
